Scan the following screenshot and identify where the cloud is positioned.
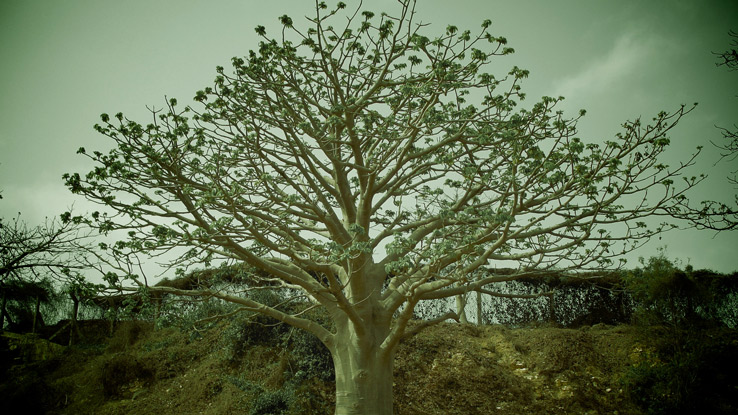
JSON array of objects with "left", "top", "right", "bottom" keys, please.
[{"left": 552, "top": 31, "right": 658, "bottom": 99}]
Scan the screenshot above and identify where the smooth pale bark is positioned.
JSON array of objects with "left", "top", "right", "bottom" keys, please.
[{"left": 330, "top": 316, "right": 395, "bottom": 415}]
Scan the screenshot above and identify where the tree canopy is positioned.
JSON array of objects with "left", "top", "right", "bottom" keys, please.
[{"left": 1, "top": 212, "right": 90, "bottom": 285}]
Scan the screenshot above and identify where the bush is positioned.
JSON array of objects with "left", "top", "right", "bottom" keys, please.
[
  {"left": 622, "top": 253, "right": 738, "bottom": 413},
  {"left": 622, "top": 328, "right": 738, "bottom": 414},
  {"left": 287, "top": 327, "right": 334, "bottom": 382},
  {"left": 0, "top": 365, "right": 55, "bottom": 414},
  {"left": 624, "top": 252, "right": 738, "bottom": 328},
  {"left": 219, "top": 299, "right": 335, "bottom": 414},
  {"left": 221, "top": 313, "right": 289, "bottom": 364},
  {"left": 250, "top": 389, "right": 293, "bottom": 415}
]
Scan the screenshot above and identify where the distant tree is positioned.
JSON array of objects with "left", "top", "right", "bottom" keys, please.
[
  {"left": 1, "top": 204, "right": 96, "bottom": 331},
  {"left": 0, "top": 277, "right": 56, "bottom": 332},
  {"left": 62, "top": 274, "right": 101, "bottom": 345},
  {"left": 65, "top": 1, "right": 707, "bottom": 413}
]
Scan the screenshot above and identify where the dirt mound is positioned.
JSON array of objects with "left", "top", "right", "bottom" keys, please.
[{"left": 394, "top": 323, "right": 640, "bottom": 414}]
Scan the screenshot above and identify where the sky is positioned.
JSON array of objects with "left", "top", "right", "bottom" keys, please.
[{"left": 1, "top": 0, "right": 737, "bottom": 273}]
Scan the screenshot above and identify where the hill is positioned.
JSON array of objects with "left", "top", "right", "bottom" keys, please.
[{"left": 2, "top": 319, "right": 736, "bottom": 414}]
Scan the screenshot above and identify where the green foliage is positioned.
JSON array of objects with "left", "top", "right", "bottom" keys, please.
[
  {"left": 221, "top": 313, "right": 289, "bottom": 363},
  {"left": 0, "top": 278, "right": 62, "bottom": 332},
  {"left": 219, "top": 295, "right": 334, "bottom": 381},
  {"left": 285, "top": 325, "right": 334, "bottom": 382},
  {"left": 0, "top": 363, "right": 56, "bottom": 414},
  {"left": 250, "top": 388, "right": 293, "bottom": 415},
  {"left": 621, "top": 253, "right": 738, "bottom": 413},
  {"left": 107, "top": 321, "right": 151, "bottom": 352},
  {"left": 157, "top": 297, "right": 237, "bottom": 331},
  {"left": 225, "top": 376, "right": 304, "bottom": 415},
  {"left": 216, "top": 291, "right": 334, "bottom": 413},
  {"left": 622, "top": 328, "right": 738, "bottom": 414},
  {"left": 624, "top": 251, "right": 738, "bottom": 327}
]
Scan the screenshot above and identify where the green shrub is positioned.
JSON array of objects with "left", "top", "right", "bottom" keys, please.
[
  {"left": 622, "top": 253, "right": 738, "bottom": 414},
  {"left": 622, "top": 328, "right": 738, "bottom": 414},
  {"left": 225, "top": 375, "right": 263, "bottom": 394},
  {"left": 624, "top": 254, "right": 699, "bottom": 327},
  {"left": 221, "top": 313, "right": 289, "bottom": 364},
  {"left": 106, "top": 320, "right": 151, "bottom": 352},
  {"left": 624, "top": 252, "right": 738, "bottom": 328},
  {"left": 157, "top": 296, "right": 237, "bottom": 330},
  {"left": 287, "top": 327, "right": 334, "bottom": 382},
  {"left": 0, "top": 365, "right": 55, "bottom": 413},
  {"left": 250, "top": 389, "right": 293, "bottom": 415}
]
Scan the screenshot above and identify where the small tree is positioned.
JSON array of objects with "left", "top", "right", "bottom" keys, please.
[
  {"left": 0, "top": 277, "right": 55, "bottom": 332},
  {"left": 63, "top": 274, "right": 102, "bottom": 345},
  {"left": 65, "top": 1, "right": 706, "bottom": 413},
  {"left": 1, "top": 209, "right": 94, "bottom": 331}
]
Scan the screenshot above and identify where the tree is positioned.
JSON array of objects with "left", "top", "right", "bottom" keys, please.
[
  {"left": 62, "top": 274, "right": 101, "bottom": 346},
  {"left": 714, "top": 30, "right": 738, "bottom": 71},
  {"left": 703, "top": 30, "right": 738, "bottom": 230},
  {"left": 1, "top": 210, "right": 94, "bottom": 331},
  {"left": 683, "top": 30, "right": 738, "bottom": 231},
  {"left": 0, "top": 277, "right": 56, "bottom": 332},
  {"left": 64, "top": 1, "right": 705, "bottom": 413}
]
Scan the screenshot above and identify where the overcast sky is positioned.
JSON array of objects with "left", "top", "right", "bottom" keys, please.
[{"left": 1, "top": 0, "right": 737, "bottom": 273}]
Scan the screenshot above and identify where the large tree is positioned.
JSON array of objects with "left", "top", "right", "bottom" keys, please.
[{"left": 65, "top": 1, "right": 704, "bottom": 413}]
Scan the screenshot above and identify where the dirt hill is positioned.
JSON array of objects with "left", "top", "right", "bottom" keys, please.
[{"left": 1, "top": 319, "right": 736, "bottom": 414}]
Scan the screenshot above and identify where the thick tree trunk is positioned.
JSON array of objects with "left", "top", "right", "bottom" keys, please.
[{"left": 330, "top": 319, "right": 395, "bottom": 415}]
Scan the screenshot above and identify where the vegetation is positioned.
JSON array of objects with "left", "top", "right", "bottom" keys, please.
[
  {"left": 1, "top": 254, "right": 737, "bottom": 413},
  {"left": 1, "top": 195, "right": 98, "bottom": 336},
  {"left": 621, "top": 254, "right": 738, "bottom": 414},
  {"left": 687, "top": 29, "right": 738, "bottom": 231},
  {"left": 1, "top": 1, "right": 735, "bottom": 413},
  {"left": 60, "top": 1, "right": 710, "bottom": 412}
]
